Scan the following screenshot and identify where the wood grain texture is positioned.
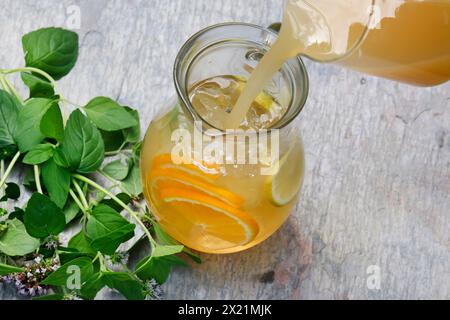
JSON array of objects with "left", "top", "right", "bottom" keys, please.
[{"left": 0, "top": 0, "right": 449, "bottom": 300}]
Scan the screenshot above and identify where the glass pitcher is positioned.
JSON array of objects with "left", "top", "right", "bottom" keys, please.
[
  {"left": 141, "top": 23, "right": 308, "bottom": 254},
  {"left": 278, "top": 0, "right": 450, "bottom": 86}
]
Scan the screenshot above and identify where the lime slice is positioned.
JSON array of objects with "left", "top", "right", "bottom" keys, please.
[
  {"left": 235, "top": 76, "right": 274, "bottom": 111},
  {"left": 254, "top": 91, "right": 275, "bottom": 111},
  {"left": 267, "top": 142, "right": 305, "bottom": 206}
]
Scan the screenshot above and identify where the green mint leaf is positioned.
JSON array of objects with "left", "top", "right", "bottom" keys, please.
[
  {"left": 86, "top": 204, "right": 135, "bottom": 255},
  {"left": 22, "top": 27, "right": 79, "bottom": 81},
  {"left": 0, "top": 90, "right": 19, "bottom": 150},
  {"left": 89, "top": 224, "right": 135, "bottom": 256},
  {"left": 59, "top": 110, "right": 105, "bottom": 173},
  {"left": 121, "top": 164, "right": 142, "bottom": 197},
  {"left": 41, "top": 257, "right": 93, "bottom": 286},
  {"left": 122, "top": 107, "right": 141, "bottom": 143},
  {"left": 135, "top": 255, "right": 186, "bottom": 284},
  {"left": 0, "top": 262, "right": 24, "bottom": 275},
  {"left": 24, "top": 193, "right": 66, "bottom": 238},
  {"left": 42, "top": 158, "right": 70, "bottom": 208},
  {"left": 63, "top": 199, "right": 80, "bottom": 224},
  {"left": 0, "top": 145, "right": 18, "bottom": 161},
  {"left": 21, "top": 73, "right": 55, "bottom": 98},
  {"left": 102, "top": 272, "right": 144, "bottom": 300},
  {"left": 153, "top": 223, "right": 201, "bottom": 263},
  {"left": 57, "top": 247, "right": 93, "bottom": 265},
  {"left": 8, "top": 208, "right": 25, "bottom": 222},
  {"left": 153, "top": 245, "right": 185, "bottom": 257},
  {"left": 40, "top": 103, "right": 64, "bottom": 142},
  {"left": 52, "top": 147, "right": 69, "bottom": 168},
  {"left": 23, "top": 166, "right": 37, "bottom": 191},
  {"left": 101, "top": 130, "right": 125, "bottom": 153},
  {"left": 102, "top": 159, "right": 130, "bottom": 181},
  {"left": 23, "top": 144, "right": 54, "bottom": 165},
  {"left": 132, "top": 141, "right": 142, "bottom": 161},
  {"left": 5, "top": 183, "right": 20, "bottom": 200},
  {"left": 0, "top": 219, "right": 40, "bottom": 256},
  {"left": 84, "top": 97, "right": 138, "bottom": 132},
  {"left": 80, "top": 272, "right": 105, "bottom": 300},
  {"left": 101, "top": 193, "right": 131, "bottom": 213},
  {"left": 135, "top": 246, "right": 187, "bottom": 284},
  {"left": 15, "top": 98, "right": 55, "bottom": 152},
  {"left": 68, "top": 231, "right": 96, "bottom": 254}
]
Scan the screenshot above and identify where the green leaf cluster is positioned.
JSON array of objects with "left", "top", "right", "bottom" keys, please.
[{"left": 0, "top": 27, "right": 200, "bottom": 300}]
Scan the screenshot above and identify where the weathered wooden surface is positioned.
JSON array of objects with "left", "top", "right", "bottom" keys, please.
[{"left": 0, "top": 0, "right": 449, "bottom": 300}]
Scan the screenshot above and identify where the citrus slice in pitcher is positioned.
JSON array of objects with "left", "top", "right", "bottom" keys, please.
[
  {"left": 152, "top": 153, "right": 221, "bottom": 182},
  {"left": 267, "top": 142, "right": 305, "bottom": 206},
  {"left": 235, "top": 75, "right": 274, "bottom": 111},
  {"left": 150, "top": 168, "right": 244, "bottom": 207},
  {"left": 158, "top": 188, "right": 259, "bottom": 250}
]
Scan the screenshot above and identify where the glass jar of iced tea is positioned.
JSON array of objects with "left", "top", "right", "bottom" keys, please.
[{"left": 141, "top": 23, "right": 309, "bottom": 254}]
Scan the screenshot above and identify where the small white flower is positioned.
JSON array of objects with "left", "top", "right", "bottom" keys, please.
[
  {"left": 144, "top": 279, "right": 164, "bottom": 300},
  {"left": 45, "top": 240, "right": 58, "bottom": 249},
  {"left": 64, "top": 292, "right": 83, "bottom": 300}
]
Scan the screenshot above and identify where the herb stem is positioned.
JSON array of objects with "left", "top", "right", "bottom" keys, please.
[
  {"left": 69, "top": 189, "right": 88, "bottom": 215},
  {"left": 88, "top": 183, "right": 120, "bottom": 207},
  {"left": 99, "top": 253, "right": 107, "bottom": 272},
  {"left": 0, "top": 152, "right": 20, "bottom": 190},
  {"left": 72, "top": 174, "right": 156, "bottom": 249},
  {"left": 0, "top": 75, "right": 10, "bottom": 92},
  {"left": 92, "top": 252, "right": 101, "bottom": 263},
  {"left": 2, "top": 67, "right": 57, "bottom": 88},
  {"left": 72, "top": 179, "right": 89, "bottom": 211},
  {"left": 34, "top": 165, "right": 43, "bottom": 194},
  {"left": 0, "top": 160, "right": 4, "bottom": 192},
  {"left": 54, "top": 248, "right": 61, "bottom": 262},
  {"left": 3, "top": 77, "right": 23, "bottom": 104},
  {"left": 98, "top": 170, "right": 129, "bottom": 195},
  {"left": 104, "top": 148, "right": 132, "bottom": 157}
]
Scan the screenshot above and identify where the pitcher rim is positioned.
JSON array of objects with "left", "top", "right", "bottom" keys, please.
[{"left": 173, "top": 22, "right": 310, "bottom": 133}]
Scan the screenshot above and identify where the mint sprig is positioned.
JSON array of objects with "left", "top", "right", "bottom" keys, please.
[{"left": 0, "top": 27, "right": 200, "bottom": 300}]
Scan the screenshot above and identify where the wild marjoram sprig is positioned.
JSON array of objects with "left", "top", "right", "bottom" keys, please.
[{"left": 0, "top": 27, "right": 199, "bottom": 300}]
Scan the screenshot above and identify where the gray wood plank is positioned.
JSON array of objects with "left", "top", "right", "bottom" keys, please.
[{"left": 0, "top": 0, "right": 449, "bottom": 300}]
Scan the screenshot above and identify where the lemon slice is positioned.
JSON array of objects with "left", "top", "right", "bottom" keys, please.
[
  {"left": 151, "top": 153, "right": 221, "bottom": 182},
  {"left": 150, "top": 168, "right": 244, "bottom": 208},
  {"left": 267, "top": 142, "right": 305, "bottom": 206},
  {"left": 254, "top": 91, "right": 275, "bottom": 111},
  {"left": 236, "top": 76, "right": 274, "bottom": 111},
  {"left": 159, "top": 188, "right": 259, "bottom": 250}
]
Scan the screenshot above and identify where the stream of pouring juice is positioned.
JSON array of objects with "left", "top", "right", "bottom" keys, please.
[{"left": 225, "top": 0, "right": 450, "bottom": 129}]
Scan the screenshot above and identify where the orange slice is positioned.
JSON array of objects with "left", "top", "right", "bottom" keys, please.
[
  {"left": 150, "top": 168, "right": 244, "bottom": 208},
  {"left": 152, "top": 153, "right": 220, "bottom": 182},
  {"left": 159, "top": 188, "right": 259, "bottom": 248}
]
